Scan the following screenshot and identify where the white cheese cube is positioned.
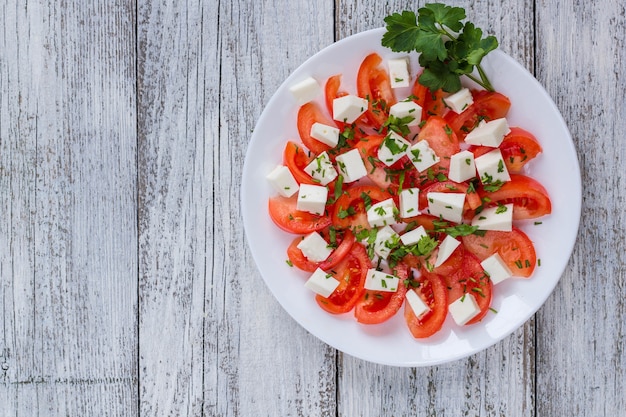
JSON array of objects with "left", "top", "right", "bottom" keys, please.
[
  {"left": 387, "top": 57, "right": 411, "bottom": 88},
  {"left": 475, "top": 148, "right": 511, "bottom": 185},
  {"left": 367, "top": 198, "right": 398, "bottom": 228},
  {"left": 266, "top": 165, "right": 299, "bottom": 197},
  {"left": 448, "top": 150, "right": 476, "bottom": 183},
  {"left": 399, "top": 187, "right": 420, "bottom": 218},
  {"left": 378, "top": 131, "right": 411, "bottom": 166},
  {"left": 481, "top": 253, "right": 513, "bottom": 285},
  {"left": 400, "top": 225, "right": 427, "bottom": 246},
  {"left": 407, "top": 140, "right": 440, "bottom": 173},
  {"left": 333, "top": 95, "right": 368, "bottom": 124},
  {"left": 310, "top": 122, "right": 340, "bottom": 148},
  {"left": 471, "top": 203, "right": 513, "bottom": 231},
  {"left": 449, "top": 293, "right": 481, "bottom": 325},
  {"left": 443, "top": 87, "right": 473, "bottom": 114},
  {"left": 296, "top": 184, "right": 328, "bottom": 215},
  {"left": 335, "top": 149, "right": 367, "bottom": 183},
  {"left": 373, "top": 225, "right": 399, "bottom": 259},
  {"left": 406, "top": 289, "right": 430, "bottom": 318},
  {"left": 289, "top": 77, "right": 321, "bottom": 105},
  {"left": 465, "top": 118, "right": 510, "bottom": 147},
  {"left": 304, "top": 268, "right": 340, "bottom": 298},
  {"left": 304, "top": 151, "right": 338, "bottom": 186},
  {"left": 389, "top": 100, "right": 422, "bottom": 126},
  {"left": 427, "top": 192, "right": 465, "bottom": 223},
  {"left": 365, "top": 269, "right": 400, "bottom": 292},
  {"left": 434, "top": 235, "right": 461, "bottom": 267},
  {"left": 296, "top": 232, "right": 332, "bottom": 262}
]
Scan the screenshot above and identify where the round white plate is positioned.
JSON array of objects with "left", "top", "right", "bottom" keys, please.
[{"left": 241, "top": 28, "right": 581, "bottom": 367}]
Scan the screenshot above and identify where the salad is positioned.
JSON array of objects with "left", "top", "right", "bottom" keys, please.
[{"left": 264, "top": 4, "right": 551, "bottom": 339}]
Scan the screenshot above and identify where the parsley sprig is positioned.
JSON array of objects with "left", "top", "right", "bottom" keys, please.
[{"left": 382, "top": 3, "right": 498, "bottom": 93}]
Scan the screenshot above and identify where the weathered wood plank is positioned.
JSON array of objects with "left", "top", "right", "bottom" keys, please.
[{"left": 0, "top": 1, "right": 138, "bottom": 415}]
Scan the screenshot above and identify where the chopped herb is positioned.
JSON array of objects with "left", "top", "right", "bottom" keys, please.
[
  {"left": 495, "top": 204, "right": 507, "bottom": 214},
  {"left": 286, "top": 260, "right": 293, "bottom": 267}
]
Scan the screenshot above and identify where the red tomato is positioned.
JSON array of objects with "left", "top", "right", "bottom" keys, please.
[
  {"left": 355, "top": 263, "right": 409, "bottom": 324},
  {"left": 416, "top": 116, "right": 460, "bottom": 172},
  {"left": 316, "top": 243, "right": 371, "bottom": 314},
  {"left": 412, "top": 77, "right": 447, "bottom": 119},
  {"left": 469, "top": 127, "right": 542, "bottom": 172},
  {"left": 325, "top": 74, "right": 346, "bottom": 119},
  {"left": 478, "top": 174, "right": 551, "bottom": 220},
  {"left": 357, "top": 53, "right": 396, "bottom": 129},
  {"left": 419, "top": 181, "right": 482, "bottom": 212},
  {"left": 283, "top": 141, "right": 316, "bottom": 185},
  {"left": 404, "top": 272, "right": 448, "bottom": 338},
  {"left": 331, "top": 184, "right": 393, "bottom": 230},
  {"left": 286, "top": 229, "right": 356, "bottom": 272},
  {"left": 445, "top": 90, "right": 511, "bottom": 139},
  {"left": 353, "top": 134, "right": 415, "bottom": 192},
  {"left": 268, "top": 195, "right": 331, "bottom": 234},
  {"left": 462, "top": 227, "right": 537, "bottom": 278},
  {"left": 297, "top": 102, "right": 337, "bottom": 155}
]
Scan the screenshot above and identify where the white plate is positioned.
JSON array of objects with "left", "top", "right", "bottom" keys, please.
[{"left": 241, "top": 28, "right": 581, "bottom": 367}]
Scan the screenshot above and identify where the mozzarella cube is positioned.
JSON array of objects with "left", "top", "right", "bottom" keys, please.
[
  {"left": 481, "top": 253, "right": 513, "bottom": 285},
  {"left": 297, "top": 232, "right": 332, "bottom": 262},
  {"left": 304, "top": 151, "right": 338, "bottom": 186},
  {"left": 400, "top": 225, "right": 427, "bottom": 246},
  {"left": 367, "top": 198, "right": 398, "bottom": 228},
  {"left": 304, "top": 268, "right": 340, "bottom": 298},
  {"left": 289, "top": 77, "right": 321, "bottom": 104},
  {"left": 406, "top": 289, "right": 431, "bottom": 318},
  {"left": 378, "top": 131, "right": 411, "bottom": 166},
  {"left": 449, "top": 293, "right": 481, "bottom": 325},
  {"left": 407, "top": 140, "right": 440, "bottom": 173},
  {"left": 310, "top": 122, "right": 340, "bottom": 148},
  {"left": 333, "top": 95, "right": 368, "bottom": 124},
  {"left": 388, "top": 57, "right": 410, "bottom": 88},
  {"left": 465, "top": 118, "right": 510, "bottom": 147},
  {"left": 434, "top": 235, "right": 461, "bottom": 267},
  {"left": 335, "top": 149, "right": 367, "bottom": 183},
  {"left": 443, "top": 87, "right": 473, "bottom": 114},
  {"left": 475, "top": 148, "right": 511, "bottom": 185},
  {"left": 389, "top": 100, "right": 422, "bottom": 126},
  {"left": 266, "top": 165, "right": 299, "bottom": 197},
  {"left": 373, "top": 225, "right": 399, "bottom": 259},
  {"left": 365, "top": 269, "right": 400, "bottom": 292},
  {"left": 471, "top": 203, "right": 513, "bottom": 231},
  {"left": 399, "top": 188, "right": 420, "bottom": 218},
  {"left": 427, "top": 192, "right": 465, "bottom": 223},
  {"left": 448, "top": 150, "right": 476, "bottom": 183},
  {"left": 296, "top": 184, "right": 328, "bottom": 215}
]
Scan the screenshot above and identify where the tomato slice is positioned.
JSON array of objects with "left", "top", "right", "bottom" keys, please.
[
  {"left": 478, "top": 174, "right": 551, "bottom": 220},
  {"left": 286, "top": 229, "right": 356, "bottom": 272},
  {"left": 357, "top": 53, "right": 396, "bottom": 129},
  {"left": 268, "top": 195, "right": 331, "bottom": 234},
  {"left": 445, "top": 90, "right": 511, "bottom": 139},
  {"left": 416, "top": 116, "right": 460, "bottom": 173},
  {"left": 419, "top": 181, "right": 482, "bottom": 212},
  {"left": 331, "top": 184, "right": 393, "bottom": 230},
  {"left": 283, "top": 141, "right": 316, "bottom": 185},
  {"left": 316, "top": 243, "right": 371, "bottom": 314},
  {"left": 355, "top": 262, "right": 409, "bottom": 324},
  {"left": 412, "top": 77, "right": 447, "bottom": 119},
  {"left": 297, "top": 102, "right": 337, "bottom": 155},
  {"left": 469, "top": 127, "right": 542, "bottom": 172},
  {"left": 404, "top": 272, "right": 448, "bottom": 338},
  {"left": 462, "top": 227, "right": 537, "bottom": 278}
]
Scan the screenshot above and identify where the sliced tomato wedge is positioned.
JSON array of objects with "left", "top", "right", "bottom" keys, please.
[
  {"left": 416, "top": 116, "right": 460, "bottom": 172},
  {"left": 331, "top": 184, "right": 393, "bottom": 230},
  {"left": 445, "top": 90, "right": 511, "bottom": 139},
  {"left": 355, "top": 263, "right": 409, "bottom": 324},
  {"left": 419, "top": 181, "right": 482, "bottom": 212},
  {"left": 286, "top": 229, "right": 356, "bottom": 272},
  {"left": 412, "top": 77, "right": 447, "bottom": 119},
  {"left": 478, "top": 174, "right": 551, "bottom": 220},
  {"left": 404, "top": 272, "right": 448, "bottom": 338},
  {"left": 283, "top": 141, "right": 316, "bottom": 185},
  {"left": 297, "top": 102, "right": 337, "bottom": 155},
  {"left": 268, "top": 195, "right": 331, "bottom": 234},
  {"left": 357, "top": 53, "right": 396, "bottom": 129},
  {"left": 353, "top": 134, "right": 414, "bottom": 191},
  {"left": 469, "top": 127, "right": 542, "bottom": 172}
]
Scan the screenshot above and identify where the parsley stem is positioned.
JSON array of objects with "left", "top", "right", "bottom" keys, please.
[{"left": 476, "top": 65, "right": 495, "bottom": 92}]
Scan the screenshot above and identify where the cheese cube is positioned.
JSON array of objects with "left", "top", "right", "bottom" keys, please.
[
  {"left": 481, "top": 253, "right": 513, "bottom": 285},
  {"left": 289, "top": 77, "right": 321, "bottom": 105},
  {"left": 378, "top": 131, "right": 411, "bottom": 166},
  {"left": 443, "top": 87, "right": 473, "bottom": 114},
  {"left": 310, "top": 122, "right": 340, "bottom": 148},
  {"left": 333, "top": 95, "right": 368, "bottom": 124},
  {"left": 296, "top": 184, "right": 328, "bottom": 215},
  {"left": 373, "top": 225, "right": 399, "bottom": 259},
  {"left": 434, "top": 235, "right": 461, "bottom": 267},
  {"left": 448, "top": 150, "right": 476, "bottom": 183},
  {"left": 407, "top": 140, "right": 440, "bottom": 173},
  {"left": 335, "top": 149, "right": 367, "bottom": 183},
  {"left": 475, "top": 148, "right": 511, "bottom": 185},
  {"left": 465, "top": 118, "right": 510, "bottom": 147},
  {"left": 471, "top": 203, "right": 513, "bottom": 231},
  {"left": 400, "top": 225, "right": 427, "bottom": 246},
  {"left": 399, "top": 188, "right": 420, "bottom": 218},
  {"left": 449, "top": 293, "right": 481, "bottom": 325},
  {"left": 297, "top": 232, "right": 332, "bottom": 262},
  {"left": 427, "top": 192, "right": 465, "bottom": 223},
  {"left": 266, "top": 165, "right": 299, "bottom": 197},
  {"left": 304, "top": 268, "right": 340, "bottom": 298},
  {"left": 367, "top": 198, "right": 398, "bottom": 228},
  {"left": 304, "top": 151, "right": 338, "bottom": 186},
  {"left": 388, "top": 57, "right": 410, "bottom": 88},
  {"left": 406, "top": 289, "right": 430, "bottom": 318},
  {"left": 365, "top": 269, "right": 400, "bottom": 292},
  {"left": 389, "top": 100, "right": 422, "bottom": 126}
]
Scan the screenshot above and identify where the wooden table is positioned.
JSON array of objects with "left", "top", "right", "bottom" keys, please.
[{"left": 1, "top": 0, "right": 624, "bottom": 415}]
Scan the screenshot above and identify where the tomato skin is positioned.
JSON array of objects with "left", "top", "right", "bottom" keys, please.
[
  {"left": 268, "top": 195, "right": 332, "bottom": 234},
  {"left": 355, "top": 262, "right": 409, "bottom": 324},
  {"left": 469, "top": 127, "right": 542, "bottom": 172},
  {"left": 416, "top": 116, "right": 460, "bottom": 172},
  {"left": 404, "top": 272, "right": 448, "bottom": 338},
  {"left": 478, "top": 174, "right": 552, "bottom": 220},
  {"left": 445, "top": 90, "right": 511, "bottom": 139},
  {"left": 283, "top": 141, "right": 316, "bottom": 185},
  {"left": 286, "top": 230, "right": 356, "bottom": 272},
  {"left": 357, "top": 53, "right": 396, "bottom": 129},
  {"left": 412, "top": 78, "right": 447, "bottom": 119},
  {"left": 331, "top": 184, "right": 393, "bottom": 230},
  {"left": 297, "top": 102, "right": 336, "bottom": 155}
]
